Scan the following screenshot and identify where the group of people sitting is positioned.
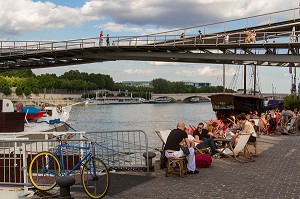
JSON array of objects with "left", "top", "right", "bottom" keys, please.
[
  {"left": 163, "top": 113, "right": 258, "bottom": 174},
  {"left": 257, "top": 108, "right": 298, "bottom": 135}
]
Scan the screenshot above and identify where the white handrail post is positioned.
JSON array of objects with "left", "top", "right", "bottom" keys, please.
[
  {"left": 79, "top": 133, "right": 84, "bottom": 164},
  {"left": 22, "top": 143, "right": 27, "bottom": 184}
]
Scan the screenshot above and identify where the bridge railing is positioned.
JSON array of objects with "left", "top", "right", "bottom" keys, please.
[
  {"left": 0, "top": 7, "right": 299, "bottom": 56},
  {"left": 0, "top": 29, "right": 298, "bottom": 57}
]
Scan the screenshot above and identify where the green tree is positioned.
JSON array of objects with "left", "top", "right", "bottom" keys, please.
[
  {"left": 15, "top": 87, "right": 23, "bottom": 96},
  {"left": 0, "top": 69, "right": 36, "bottom": 78},
  {"left": 60, "top": 70, "right": 83, "bottom": 80},
  {"left": 32, "top": 87, "right": 40, "bottom": 95},
  {"left": 24, "top": 87, "right": 31, "bottom": 96},
  {"left": 2, "top": 86, "right": 11, "bottom": 96},
  {"left": 152, "top": 78, "right": 172, "bottom": 93},
  {"left": 37, "top": 73, "right": 56, "bottom": 89},
  {"left": 283, "top": 95, "right": 300, "bottom": 110},
  {"left": 0, "top": 76, "right": 9, "bottom": 88}
]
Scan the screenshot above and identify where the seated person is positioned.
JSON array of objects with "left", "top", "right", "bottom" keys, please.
[
  {"left": 212, "top": 121, "right": 224, "bottom": 138},
  {"left": 251, "top": 111, "right": 260, "bottom": 119},
  {"left": 259, "top": 112, "right": 269, "bottom": 135},
  {"left": 164, "top": 121, "right": 199, "bottom": 174},
  {"left": 250, "top": 120, "right": 259, "bottom": 133},
  {"left": 228, "top": 119, "right": 242, "bottom": 134},
  {"left": 235, "top": 114, "right": 257, "bottom": 143},
  {"left": 193, "top": 122, "right": 219, "bottom": 158}
]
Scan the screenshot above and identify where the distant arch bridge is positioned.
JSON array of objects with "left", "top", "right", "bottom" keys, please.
[{"left": 151, "top": 93, "right": 289, "bottom": 102}]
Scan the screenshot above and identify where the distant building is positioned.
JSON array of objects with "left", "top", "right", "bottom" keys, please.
[
  {"left": 183, "top": 81, "right": 194, "bottom": 86},
  {"left": 177, "top": 81, "right": 211, "bottom": 88},
  {"left": 122, "top": 81, "right": 210, "bottom": 88},
  {"left": 193, "top": 82, "right": 211, "bottom": 88},
  {"left": 122, "top": 81, "right": 152, "bottom": 87}
]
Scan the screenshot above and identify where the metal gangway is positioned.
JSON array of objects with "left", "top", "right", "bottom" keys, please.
[{"left": 1, "top": 7, "right": 300, "bottom": 70}]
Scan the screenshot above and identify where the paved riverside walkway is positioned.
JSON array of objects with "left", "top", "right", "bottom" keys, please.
[{"left": 30, "top": 135, "right": 300, "bottom": 199}]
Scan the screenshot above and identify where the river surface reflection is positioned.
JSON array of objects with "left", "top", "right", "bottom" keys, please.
[{"left": 69, "top": 102, "right": 216, "bottom": 148}]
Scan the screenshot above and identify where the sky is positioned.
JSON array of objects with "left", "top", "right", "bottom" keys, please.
[{"left": 0, "top": 0, "right": 300, "bottom": 93}]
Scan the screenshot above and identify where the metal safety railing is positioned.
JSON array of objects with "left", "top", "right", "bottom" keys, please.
[
  {"left": 0, "top": 30, "right": 298, "bottom": 57},
  {"left": 0, "top": 130, "right": 149, "bottom": 186}
]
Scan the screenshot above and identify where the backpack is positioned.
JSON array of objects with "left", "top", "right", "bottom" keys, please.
[{"left": 195, "top": 154, "right": 212, "bottom": 168}]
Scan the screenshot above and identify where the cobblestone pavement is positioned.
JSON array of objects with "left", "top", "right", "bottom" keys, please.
[{"left": 30, "top": 135, "right": 300, "bottom": 199}]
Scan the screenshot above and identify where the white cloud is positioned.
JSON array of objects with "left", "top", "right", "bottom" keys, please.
[
  {"left": 176, "top": 66, "right": 236, "bottom": 77},
  {"left": 0, "top": 0, "right": 97, "bottom": 35},
  {"left": 123, "top": 69, "right": 156, "bottom": 75},
  {"left": 149, "top": 62, "right": 189, "bottom": 66},
  {"left": 82, "top": 0, "right": 298, "bottom": 27},
  {"left": 96, "top": 22, "right": 169, "bottom": 35},
  {"left": 96, "top": 22, "right": 142, "bottom": 33},
  {"left": 1, "top": 0, "right": 297, "bottom": 36}
]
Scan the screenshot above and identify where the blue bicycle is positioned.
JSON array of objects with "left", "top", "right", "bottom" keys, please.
[{"left": 29, "top": 136, "right": 110, "bottom": 199}]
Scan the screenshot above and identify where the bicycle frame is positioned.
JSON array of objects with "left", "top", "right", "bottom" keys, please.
[{"left": 49, "top": 141, "right": 93, "bottom": 176}]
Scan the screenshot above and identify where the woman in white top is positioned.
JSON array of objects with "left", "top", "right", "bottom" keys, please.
[{"left": 236, "top": 113, "right": 257, "bottom": 142}]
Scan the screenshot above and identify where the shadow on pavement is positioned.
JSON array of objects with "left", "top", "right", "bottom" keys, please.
[{"left": 71, "top": 172, "right": 156, "bottom": 197}]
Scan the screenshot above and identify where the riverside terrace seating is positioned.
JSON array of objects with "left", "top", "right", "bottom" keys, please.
[
  {"left": 155, "top": 130, "right": 211, "bottom": 165},
  {"left": 155, "top": 130, "right": 211, "bottom": 177},
  {"left": 216, "top": 133, "right": 254, "bottom": 163},
  {"left": 155, "top": 130, "right": 186, "bottom": 177}
]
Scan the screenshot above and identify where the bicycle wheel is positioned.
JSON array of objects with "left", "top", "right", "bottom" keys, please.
[
  {"left": 81, "top": 158, "right": 110, "bottom": 199},
  {"left": 29, "top": 151, "right": 60, "bottom": 191}
]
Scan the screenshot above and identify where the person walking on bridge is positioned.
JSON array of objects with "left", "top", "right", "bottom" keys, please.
[
  {"left": 250, "top": 30, "right": 256, "bottom": 43},
  {"left": 106, "top": 34, "right": 110, "bottom": 46},
  {"left": 99, "top": 31, "right": 103, "bottom": 46}
]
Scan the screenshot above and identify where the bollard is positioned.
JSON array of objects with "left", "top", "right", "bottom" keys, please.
[
  {"left": 143, "top": 151, "right": 156, "bottom": 172},
  {"left": 56, "top": 176, "right": 76, "bottom": 197}
]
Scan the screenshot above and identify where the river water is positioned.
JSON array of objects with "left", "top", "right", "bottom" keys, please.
[{"left": 69, "top": 102, "right": 216, "bottom": 148}]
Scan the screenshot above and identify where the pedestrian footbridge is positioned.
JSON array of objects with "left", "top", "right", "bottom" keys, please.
[{"left": 1, "top": 8, "right": 300, "bottom": 71}]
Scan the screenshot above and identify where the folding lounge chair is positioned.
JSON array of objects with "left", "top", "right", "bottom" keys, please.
[
  {"left": 155, "top": 130, "right": 171, "bottom": 169},
  {"left": 218, "top": 133, "right": 253, "bottom": 163}
]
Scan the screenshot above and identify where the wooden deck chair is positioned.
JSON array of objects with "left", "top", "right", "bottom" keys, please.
[
  {"left": 155, "top": 130, "right": 171, "bottom": 169},
  {"left": 155, "top": 130, "right": 188, "bottom": 176},
  {"left": 287, "top": 117, "right": 296, "bottom": 131},
  {"left": 155, "top": 130, "right": 171, "bottom": 149},
  {"left": 245, "top": 141, "right": 258, "bottom": 157},
  {"left": 155, "top": 129, "right": 209, "bottom": 155},
  {"left": 219, "top": 133, "right": 253, "bottom": 163},
  {"left": 251, "top": 118, "right": 260, "bottom": 136},
  {"left": 252, "top": 119, "right": 259, "bottom": 126}
]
